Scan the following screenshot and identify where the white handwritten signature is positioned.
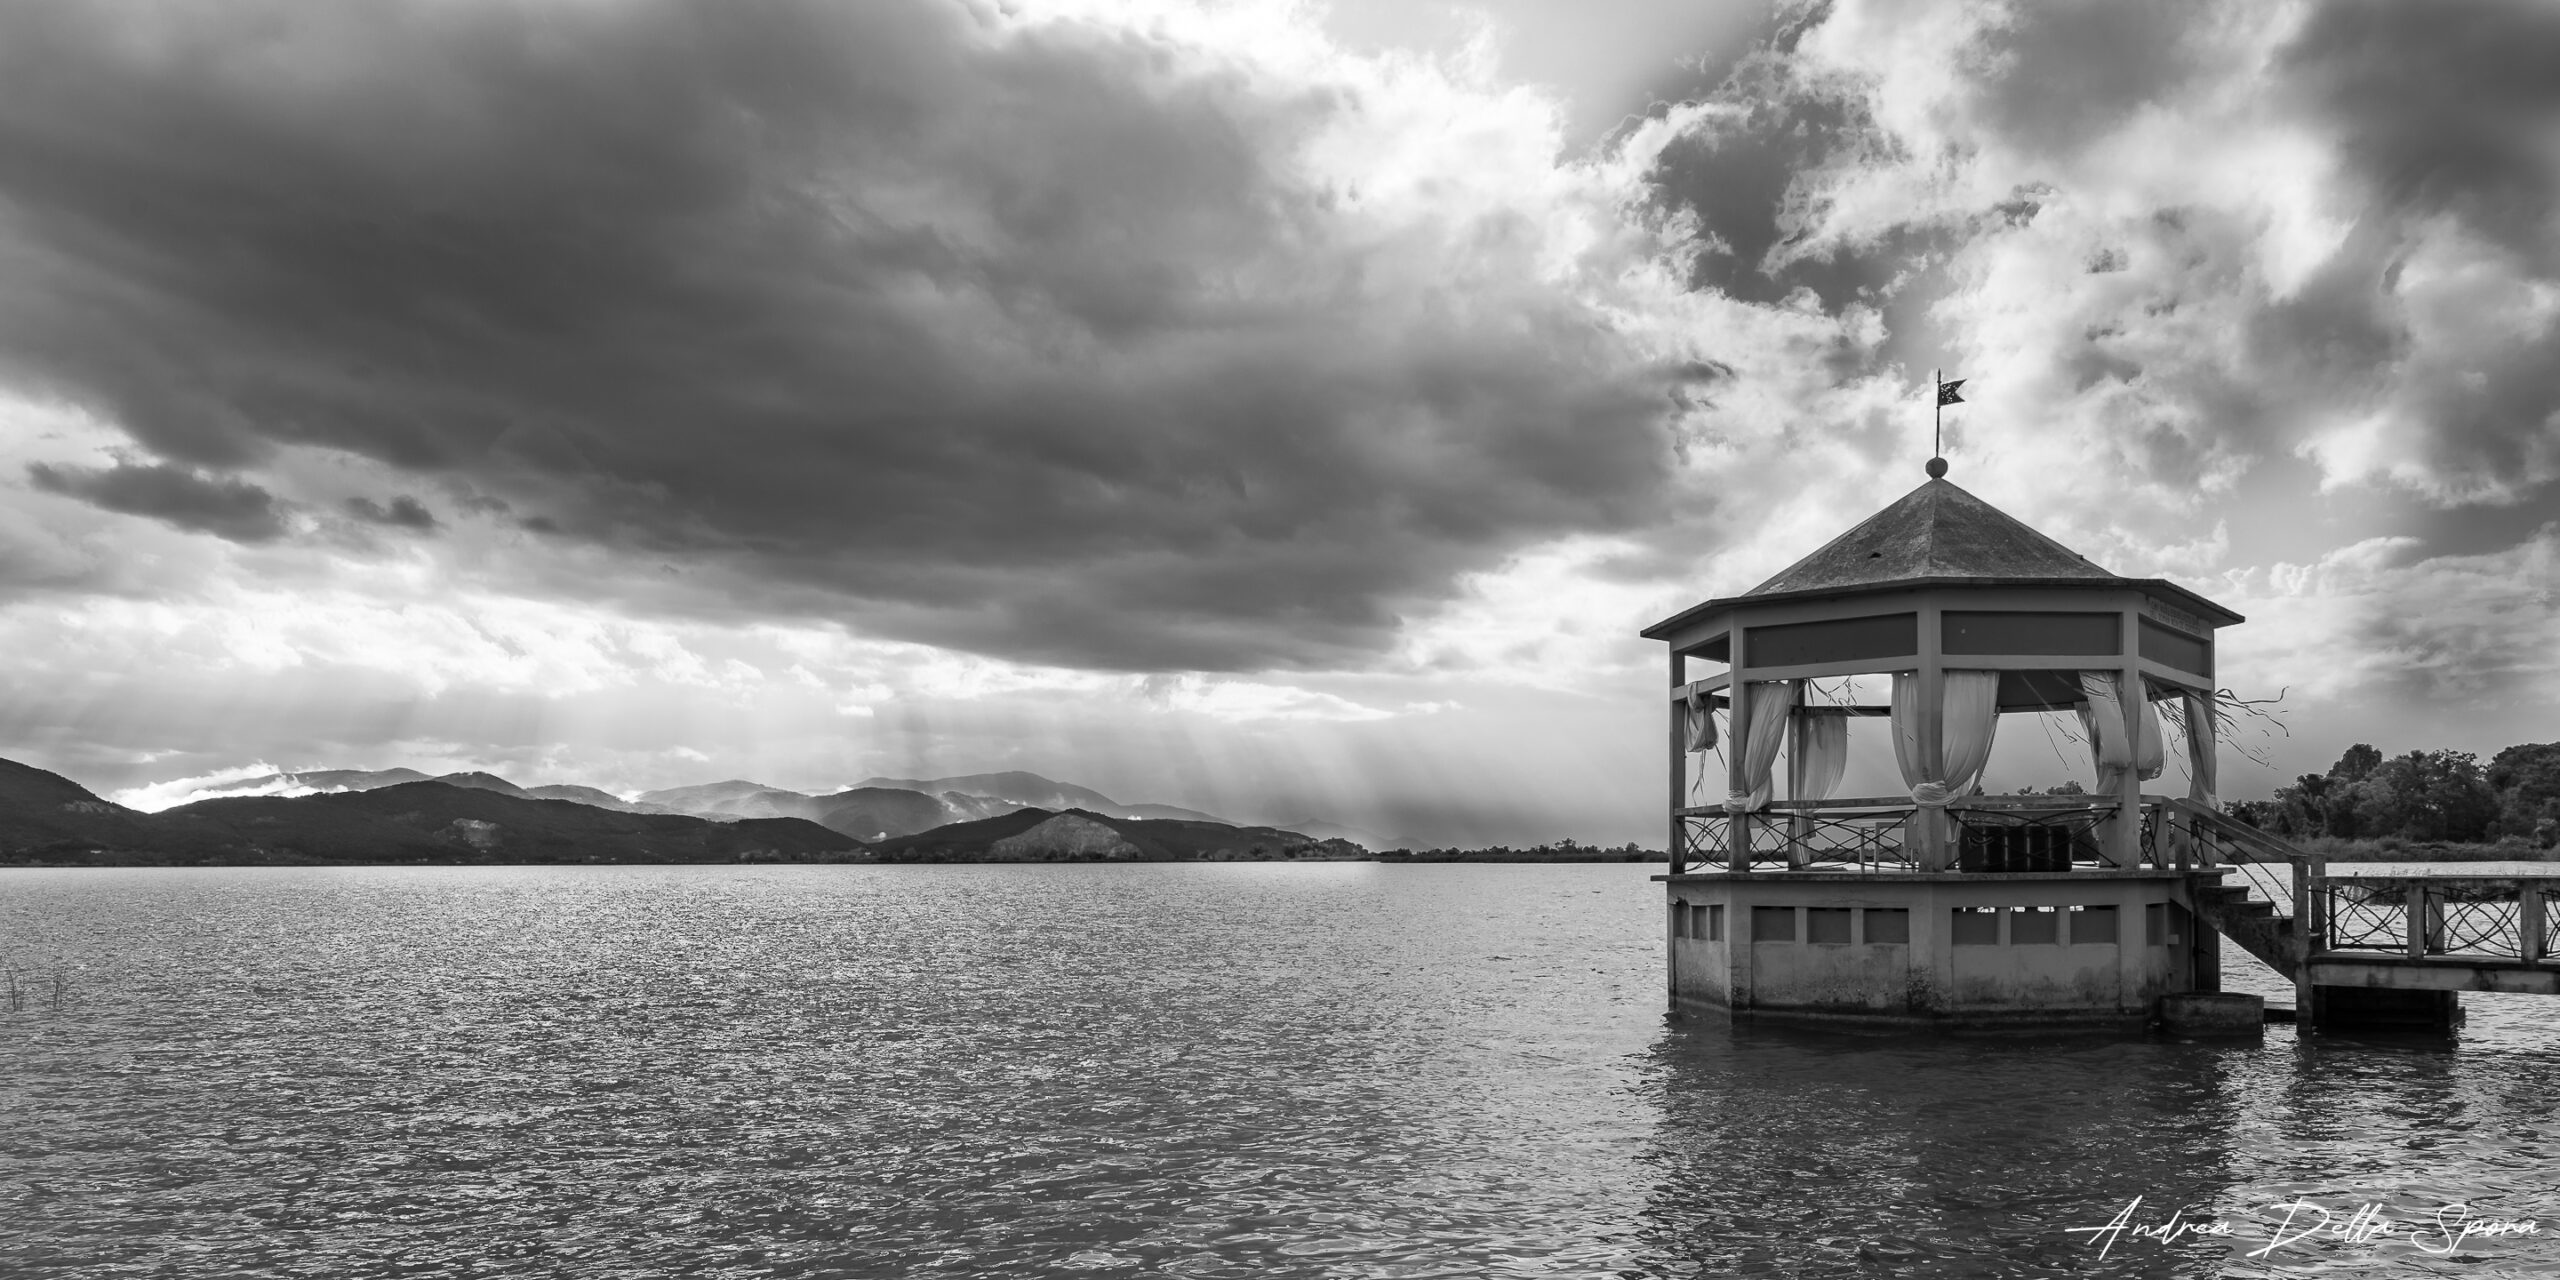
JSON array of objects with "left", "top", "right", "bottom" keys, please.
[{"left": 2065, "top": 1196, "right": 2541, "bottom": 1259}]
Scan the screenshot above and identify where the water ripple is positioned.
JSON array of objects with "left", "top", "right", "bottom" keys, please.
[{"left": 3, "top": 863, "right": 2556, "bottom": 1277}]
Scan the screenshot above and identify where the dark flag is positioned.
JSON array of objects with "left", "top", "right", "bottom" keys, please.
[{"left": 1937, "top": 378, "right": 1966, "bottom": 406}]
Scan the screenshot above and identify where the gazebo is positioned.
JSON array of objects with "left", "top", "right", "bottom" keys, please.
[{"left": 1640, "top": 463, "right": 2247, "bottom": 1027}]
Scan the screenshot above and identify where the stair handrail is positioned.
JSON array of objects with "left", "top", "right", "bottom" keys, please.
[{"left": 2163, "top": 796, "right": 2309, "bottom": 866}]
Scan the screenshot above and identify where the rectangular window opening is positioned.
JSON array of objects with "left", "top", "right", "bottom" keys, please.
[
  {"left": 2069, "top": 905, "right": 2119, "bottom": 945},
  {"left": 1952, "top": 906, "right": 2001, "bottom": 946},
  {"left": 2146, "top": 902, "right": 2167, "bottom": 946},
  {"left": 1707, "top": 904, "right": 1724, "bottom": 942},
  {"left": 1864, "top": 908, "right": 1910, "bottom": 945},
  {"left": 1752, "top": 906, "right": 1797, "bottom": 943},
  {"left": 2012, "top": 905, "right": 2060, "bottom": 945},
  {"left": 1806, "top": 907, "right": 1853, "bottom": 945}
]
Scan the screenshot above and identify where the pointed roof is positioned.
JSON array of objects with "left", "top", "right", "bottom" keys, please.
[
  {"left": 1746, "top": 478, "right": 2115, "bottom": 595},
  {"left": 1639, "top": 475, "right": 2243, "bottom": 642}
]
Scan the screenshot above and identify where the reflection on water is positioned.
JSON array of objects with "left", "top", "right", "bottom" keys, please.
[{"left": 2, "top": 864, "right": 2555, "bottom": 1277}]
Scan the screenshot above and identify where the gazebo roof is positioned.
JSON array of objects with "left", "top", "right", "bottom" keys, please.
[
  {"left": 1641, "top": 475, "right": 2243, "bottom": 642},
  {"left": 1748, "top": 478, "right": 2113, "bottom": 595}
]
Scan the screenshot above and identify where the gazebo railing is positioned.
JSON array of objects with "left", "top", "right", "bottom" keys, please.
[
  {"left": 1671, "top": 795, "right": 2155, "bottom": 873},
  {"left": 1675, "top": 797, "right": 1923, "bottom": 872}
]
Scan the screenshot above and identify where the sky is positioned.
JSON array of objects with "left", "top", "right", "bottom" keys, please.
[{"left": 1, "top": 0, "right": 2555, "bottom": 846}]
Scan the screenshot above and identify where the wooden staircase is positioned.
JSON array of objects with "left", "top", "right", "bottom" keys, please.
[
  {"left": 2189, "top": 877, "right": 2299, "bottom": 980},
  {"left": 2161, "top": 799, "right": 2309, "bottom": 981}
]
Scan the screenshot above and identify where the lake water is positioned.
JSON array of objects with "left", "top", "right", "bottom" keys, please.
[{"left": 4, "top": 863, "right": 2557, "bottom": 1278}]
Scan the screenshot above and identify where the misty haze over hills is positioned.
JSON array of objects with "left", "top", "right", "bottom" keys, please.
[{"left": 126, "top": 765, "right": 1402, "bottom": 848}]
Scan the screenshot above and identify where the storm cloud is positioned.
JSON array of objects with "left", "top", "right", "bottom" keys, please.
[
  {"left": 26, "top": 460, "right": 289, "bottom": 543},
  {"left": 0, "top": 0, "right": 1692, "bottom": 671}
]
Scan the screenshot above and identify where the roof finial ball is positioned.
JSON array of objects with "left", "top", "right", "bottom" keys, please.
[{"left": 1925, "top": 456, "right": 1949, "bottom": 479}]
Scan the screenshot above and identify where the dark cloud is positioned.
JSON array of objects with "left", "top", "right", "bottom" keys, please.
[
  {"left": 2271, "top": 0, "right": 2560, "bottom": 501},
  {"left": 1971, "top": 0, "right": 2215, "bottom": 158},
  {"left": 0, "top": 0, "right": 1682, "bottom": 672},
  {"left": 1647, "top": 27, "right": 1929, "bottom": 314},
  {"left": 2281, "top": 0, "right": 2560, "bottom": 261},
  {"left": 26, "top": 460, "right": 288, "bottom": 542},
  {"left": 345, "top": 495, "right": 439, "bottom": 532}
]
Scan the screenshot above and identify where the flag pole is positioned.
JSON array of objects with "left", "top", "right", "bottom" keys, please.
[{"left": 1933, "top": 367, "right": 1941, "bottom": 460}]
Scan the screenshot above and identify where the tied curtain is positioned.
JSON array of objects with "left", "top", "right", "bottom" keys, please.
[
  {"left": 1725, "top": 680, "right": 1798, "bottom": 812},
  {"left": 1889, "top": 671, "right": 2001, "bottom": 807},
  {"left": 1683, "top": 690, "right": 1717, "bottom": 752},
  {"left": 2077, "top": 672, "right": 2164, "bottom": 790}
]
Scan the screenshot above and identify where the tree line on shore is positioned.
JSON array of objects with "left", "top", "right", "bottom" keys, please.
[{"left": 2227, "top": 742, "right": 2560, "bottom": 848}]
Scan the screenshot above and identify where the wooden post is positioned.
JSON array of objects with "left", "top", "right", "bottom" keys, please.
[
  {"left": 2304, "top": 860, "right": 2324, "bottom": 1029},
  {"left": 2309, "top": 857, "right": 2329, "bottom": 952},
  {"left": 2521, "top": 881, "right": 2547, "bottom": 965},
  {"left": 1668, "top": 649, "right": 1686, "bottom": 875},
  {"left": 2406, "top": 880, "right": 2429, "bottom": 959},
  {"left": 1728, "top": 630, "right": 1751, "bottom": 873}
]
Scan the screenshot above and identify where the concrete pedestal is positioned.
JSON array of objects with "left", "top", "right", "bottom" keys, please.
[
  {"left": 2157, "top": 992, "right": 2263, "bottom": 1037},
  {"left": 1662, "top": 869, "right": 2217, "bottom": 1029}
]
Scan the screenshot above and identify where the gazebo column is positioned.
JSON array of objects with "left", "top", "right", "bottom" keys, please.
[
  {"left": 2111, "top": 611, "right": 2144, "bottom": 867},
  {"left": 1785, "top": 699, "right": 1809, "bottom": 871},
  {"left": 1727, "top": 633, "right": 1751, "bottom": 872},
  {"left": 1667, "top": 649, "right": 1686, "bottom": 875},
  {"left": 1915, "top": 608, "right": 1949, "bottom": 871}
]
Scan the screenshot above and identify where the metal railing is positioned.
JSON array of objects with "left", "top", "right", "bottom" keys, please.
[
  {"left": 2316, "top": 877, "right": 2556, "bottom": 964},
  {"left": 1670, "top": 795, "right": 2140, "bottom": 874},
  {"left": 1674, "top": 798, "right": 1920, "bottom": 872}
]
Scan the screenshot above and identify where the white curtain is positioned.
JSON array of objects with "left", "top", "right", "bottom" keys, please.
[
  {"left": 1794, "top": 709, "right": 1849, "bottom": 802},
  {"left": 1683, "top": 690, "right": 1718, "bottom": 752},
  {"left": 2077, "top": 671, "right": 2164, "bottom": 789},
  {"left": 1888, "top": 671, "right": 2000, "bottom": 804},
  {"left": 2183, "top": 691, "right": 2217, "bottom": 806},
  {"left": 1727, "top": 680, "right": 1798, "bottom": 811},
  {"left": 1941, "top": 671, "right": 2001, "bottom": 796},
  {"left": 1890, "top": 675, "right": 1927, "bottom": 793}
]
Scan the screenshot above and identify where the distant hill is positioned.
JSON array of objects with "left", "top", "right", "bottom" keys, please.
[
  {"left": 1274, "top": 818, "right": 1405, "bottom": 848},
  {"left": 870, "top": 807, "right": 1365, "bottom": 863},
  {"left": 0, "top": 758, "right": 167, "bottom": 856},
  {"left": 525, "top": 783, "right": 632, "bottom": 809},
  {"left": 0, "top": 760, "right": 864, "bottom": 866},
  {"left": 857, "top": 771, "right": 1120, "bottom": 812},
  {"left": 855, "top": 770, "right": 1235, "bottom": 826},
  {"left": 633, "top": 780, "right": 834, "bottom": 821},
  {"left": 96, "top": 759, "right": 1373, "bottom": 856},
  {"left": 273, "top": 767, "right": 433, "bottom": 792},
  {"left": 803, "top": 787, "right": 1016, "bottom": 841},
  {"left": 432, "top": 771, "right": 529, "bottom": 797}
]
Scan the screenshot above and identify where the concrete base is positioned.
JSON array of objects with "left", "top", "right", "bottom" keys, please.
[
  {"left": 1661, "top": 870, "right": 2215, "bottom": 1028},
  {"left": 2310, "top": 984, "right": 2460, "bottom": 1033},
  {"left": 2157, "top": 992, "right": 2263, "bottom": 1037}
]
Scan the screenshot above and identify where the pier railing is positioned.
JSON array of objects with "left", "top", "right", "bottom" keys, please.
[{"left": 2316, "top": 876, "right": 2557, "bottom": 965}]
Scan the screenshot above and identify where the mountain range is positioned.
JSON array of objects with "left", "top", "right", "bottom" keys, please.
[
  {"left": 158, "top": 765, "right": 1392, "bottom": 846},
  {"left": 0, "top": 757, "right": 1380, "bottom": 865}
]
